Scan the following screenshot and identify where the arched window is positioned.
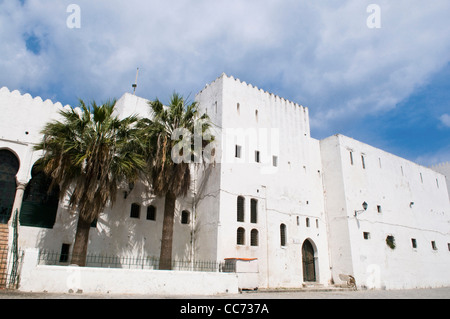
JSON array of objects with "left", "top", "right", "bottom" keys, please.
[
  {"left": 181, "top": 210, "right": 190, "bottom": 224},
  {"left": 237, "top": 196, "right": 245, "bottom": 222},
  {"left": 20, "top": 163, "right": 60, "bottom": 229},
  {"left": 251, "top": 229, "right": 259, "bottom": 247},
  {"left": 280, "top": 224, "right": 287, "bottom": 246},
  {"left": 146, "top": 205, "right": 156, "bottom": 221},
  {"left": 237, "top": 227, "right": 245, "bottom": 245},
  {"left": 0, "top": 150, "right": 20, "bottom": 224},
  {"left": 130, "top": 203, "right": 140, "bottom": 219}
]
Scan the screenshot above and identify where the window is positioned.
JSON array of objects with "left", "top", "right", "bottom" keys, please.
[
  {"left": 251, "top": 229, "right": 259, "bottom": 247},
  {"left": 280, "top": 224, "right": 287, "bottom": 247},
  {"left": 386, "top": 235, "right": 396, "bottom": 250},
  {"left": 251, "top": 199, "right": 258, "bottom": 223},
  {"left": 255, "top": 151, "right": 260, "bottom": 163},
  {"left": 255, "top": 110, "right": 259, "bottom": 122},
  {"left": 411, "top": 238, "right": 417, "bottom": 249},
  {"left": 420, "top": 173, "right": 423, "bottom": 183},
  {"left": 363, "top": 232, "right": 371, "bottom": 240},
  {"left": 235, "top": 145, "right": 242, "bottom": 158},
  {"left": 296, "top": 216, "right": 300, "bottom": 226},
  {"left": 59, "top": 244, "right": 70, "bottom": 263},
  {"left": 147, "top": 205, "right": 156, "bottom": 221},
  {"left": 237, "top": 196, "right": 245, "bottom": 222},
  {"left": 316, "top": 219, "right": 319, "bottom": 229},
  {"left": 237, "top": 103, "right": 240, "bottom": 114},
  {"left": 377, "top": 205, "right": 382, "bottom": 214},
  {"left": 181, "top": 210, "right": 190, "bottom": 224},
  {"left": 306, "top": 218, "right": 310, "bottom": 228},
  {"left": 237, "top": 227, "right": 245, "bottom": 245},
  {"left": 272, "top": 156, "right": 278, "bottom": 167},
  {"left": 437, "top": 178, "right": 440, "bottom": 189},
  {"left": 130, "top": 203, "right": 140, "bottom": 219},
  {"left": 448, "top": 243, "right": 450, "bottom": 252},
  {"left": 350, "top": 151, "right": 354, "bottom": 165},
  {"left": 361, "top": 155, "right": 366, "bottom": 169},
  {"left": 431, "top": 241, "right": 438, "bottom": 251}
]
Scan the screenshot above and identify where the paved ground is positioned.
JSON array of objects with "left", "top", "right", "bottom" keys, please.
[{"left": 1, "top": 287, "right": 449, "bottom": 299}]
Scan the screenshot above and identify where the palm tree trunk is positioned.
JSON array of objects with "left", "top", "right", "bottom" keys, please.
[
  {"left": 71, "top": 216, "right": 91, "bottom": 267},
  {"left": 159, "top": 191, "right": 176, "bottom": 270}
]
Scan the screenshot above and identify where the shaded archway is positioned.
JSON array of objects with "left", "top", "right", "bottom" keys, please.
[
  {"left": 20, "top": 162, "right": 60, "bottom": 229},
  {"left": 0, "top": 150, "right": 20, "bottom": 224},
  {"left": 302, "top": 239, "right": 317, "bottom": 282}
]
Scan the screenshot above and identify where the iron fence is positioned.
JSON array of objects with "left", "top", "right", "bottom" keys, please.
[
  {"left": 38, "top": 250, "right": 236, "bottom": 273},
  {"left": 0, "top": 247, "right": 23, "bottom": 289}
]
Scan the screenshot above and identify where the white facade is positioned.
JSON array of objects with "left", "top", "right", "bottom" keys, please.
[
  {"left": 1, "top": 74, "right": 449, "bottom": 290},
  {"left": 321, "top": 134, "right": 450, "bottom": 289}
]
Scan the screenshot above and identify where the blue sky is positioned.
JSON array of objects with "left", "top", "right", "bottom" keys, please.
[{"left": 1, "top": 0, "right": 449, "bottom": 166}]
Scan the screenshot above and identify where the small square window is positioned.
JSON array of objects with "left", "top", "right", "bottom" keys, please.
[
  {"left": 363, "top": 232, "right": 371, "bottom": 240},
  {"left": 235, "top": 145, "right": 242, "bottom": 158},
  {"left": 411, "top": 238, "right": 417, "bottom": 249}
]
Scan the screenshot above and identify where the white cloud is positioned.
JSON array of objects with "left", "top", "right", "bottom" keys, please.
[
  {"left": 1, "top": 0, "right": 450, "bottom": 139},
  {"left": 440, "top": 114, "right": 450, "bottom": 128}
]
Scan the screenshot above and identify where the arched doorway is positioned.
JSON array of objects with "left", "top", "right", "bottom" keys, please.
[
  {"left": 20, "top": 162, "right": 60, "bottom": 229},
  {"left": 0, "top": 150, "right": 20, "bottom": 224},
  {"left": 302, "top": 239, "right": 317, "bottom": 282}
]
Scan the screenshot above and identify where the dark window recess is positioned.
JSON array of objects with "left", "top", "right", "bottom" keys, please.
[
  {"left": 20, "top": 163, "right": 60, "bottom": 229},
  {"left": 59, "top": 244, "right": 70, "bottom": 263},
  {"left": 251, "top": 229, "right": 259, "bottom": 247},
  {"left": 237, "top": 196, "right": 245, "bottom": 222},
  {"left": 280, "top": 224, "right": 287, "bottom": 246},
  {"left": 250, "top": 199, "right": 258, "bottom": 223},
  {"left": 237, "top": 227, "right": 245, "bottom": 245},
  {"left": 411, "top": 238, "right": 417, "bottom": 249},
  {"left": 181, "top": 210, "right": 190, "bottom": 224},
  {"left": 130, "top": 203, "right": 140, "bottom": 219},
  {"left": 147, "top": 205, "right": 156, "bottom": 221}
]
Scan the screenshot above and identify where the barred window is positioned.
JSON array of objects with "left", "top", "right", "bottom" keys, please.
[
  {"left": 237, "top": 227, "right": 245, "bottom": 245},
  {"left": 237, "top": 196, "right": 245, "bottom": 222},
  {"left": 250, "top": 199, "right": 258, "bottom": 224},
  {"left": 280, "top": 224, "right": 287, "bottom": 246},
  {"left": 251, "top": 229, "right": 259, "bottom": 247}
]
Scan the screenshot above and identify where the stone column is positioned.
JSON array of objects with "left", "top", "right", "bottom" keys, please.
[{"left": 8, "top": 182, "right": 27, "bottom": 226}]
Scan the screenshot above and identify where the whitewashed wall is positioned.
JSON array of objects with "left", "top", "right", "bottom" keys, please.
[{"left": 321, "top": 134, "right": 450, "bottom": 289}]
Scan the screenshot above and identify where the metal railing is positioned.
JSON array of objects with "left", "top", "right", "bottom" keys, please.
[{"left": 38, "top": 250, "right": 236, "bottom": 273}]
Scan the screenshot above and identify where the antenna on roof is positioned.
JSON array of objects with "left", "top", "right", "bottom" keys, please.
[{"left": 132, "top": 67, "right": 139, "bottom": 95}]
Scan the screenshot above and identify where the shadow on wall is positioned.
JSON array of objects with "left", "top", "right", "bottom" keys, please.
[{"left": 34, "top": 182, "right": 160, "bottom": 260}]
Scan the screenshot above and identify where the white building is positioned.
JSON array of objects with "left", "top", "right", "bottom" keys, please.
[{"left": 1, "top": 74, "right": 449, "bottom": 290}]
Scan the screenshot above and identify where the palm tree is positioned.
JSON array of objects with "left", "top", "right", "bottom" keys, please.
[
  {"left": 35, "top": 100, "right": 146, "bottom": 266},
  {"left": 142, "top": 93, "right": 213, "bottom": 270}
]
